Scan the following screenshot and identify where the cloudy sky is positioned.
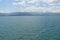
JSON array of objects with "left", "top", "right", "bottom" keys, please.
[{"left": 0, "top": 0, "right": 60, "bottom": 13}]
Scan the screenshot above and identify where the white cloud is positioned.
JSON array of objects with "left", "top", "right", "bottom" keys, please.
[
  {"left": 17, "top": 1, "right": 25, "bottom": 5},
  {"left": 0, "top": 11, "right": 7, "bottom": 13},
  {"left": 48, "top": 0, "right": 60, "bottom": 4},
  {"left": 48, "top": 9, "right": 60, "bottom": 13},
  {"left": 0, "top": 10, "right": 10, "bottom": 13},
  {"left": 27, "top": 0, "right": 40, "bottom": 3},
  {"left": 0, "top": 11, "right": 4, "bottom": 13},
  {"left": 13, "top": 0, "right": 60, "bottom": 13},
  {"left": 49, "top": 6, "right": 60, "bottom": 13},
  {"left": 13, "top": 0, "right": 26, "bottom": 6},
  {"left": 16, "top": 6, "right": 60, "bottom": 13},
  {"left": 13, "top": 0, "right": 60, "bottom": 6},
  {"left": 22, "top": 6, "right": 48, "bottom": 12},
  {"left": 47, "top": 0, "right": 54, "bottom": 4}
]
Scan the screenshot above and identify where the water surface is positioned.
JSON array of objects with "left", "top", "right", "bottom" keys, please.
[{"left": 0, "top": 16, "right": 60, "bottom": 40}]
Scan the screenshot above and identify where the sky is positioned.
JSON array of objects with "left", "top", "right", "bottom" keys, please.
[{"left": 0, "top": 0, "right": 60, "bottom": 13}]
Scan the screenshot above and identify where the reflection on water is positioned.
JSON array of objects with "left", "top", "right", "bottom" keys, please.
[{"left": 0, "top": 16, "right": 60, "bottom": 40}]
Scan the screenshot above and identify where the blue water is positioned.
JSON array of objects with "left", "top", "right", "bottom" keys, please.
[{"left": 0, "top": 16, "right": 60, "bottom": 40}]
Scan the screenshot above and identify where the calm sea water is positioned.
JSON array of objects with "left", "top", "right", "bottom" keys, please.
[{"left": 0, "top": 16, "right": 60, "bottom": 40}]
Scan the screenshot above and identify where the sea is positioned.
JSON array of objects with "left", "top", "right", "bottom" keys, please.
[{"left": 0, "top": 16, "right": 60, "bottom": 40}]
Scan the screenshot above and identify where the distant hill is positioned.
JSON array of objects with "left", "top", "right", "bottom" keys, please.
[
  {"left": 0, "top": 13, "right": 7, "bottom": 16},
  {"left": 0, "top": 12, "right": 60, "bottom": 16},
  {"left": 8, "top": 12, "right": 33, "bottom": 16}
]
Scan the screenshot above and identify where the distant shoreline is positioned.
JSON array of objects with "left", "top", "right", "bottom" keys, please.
[{"left": 0, "top": 12, "right": 60, "bottom": 16}]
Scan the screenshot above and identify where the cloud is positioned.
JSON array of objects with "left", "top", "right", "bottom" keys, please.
[
  {"left": 13, "top": 0, "right": 60, "bottom": 7},
  {"left": 27, "top": 0, "right": 40, "bottom": 3},
  {"left": 20, "top": 6, "right": 48, "bottom": 12},
  {"left": 18, "top": 6, "right": 60, "bottom": 13},
  {"left": 0, "top": 10, "right": 10, "bottom": 13},
  {"left": 51, "top": 0, "right": 60, "bottom": 4},
  {"left": 12, "top": 0, "right": 60, "bottom": 13},
  {"left": 0, "top": 11, "right": 6, "bottom": 13},
  {"left": 13, "top": 0, "right": 55, "bottom": 5},
  {"left": 13, "top": 0, "right": 26, "bottom": 6},
  {"left": 13, "top": 0, "right": 50, "bottom": 7},
  {"left": 48, "top": 6, "right": 60, "bottom": 13}
]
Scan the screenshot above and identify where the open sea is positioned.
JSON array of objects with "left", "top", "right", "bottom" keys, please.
[{"left": 0, "top": 16, "right": 60, "bottom": 40}]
